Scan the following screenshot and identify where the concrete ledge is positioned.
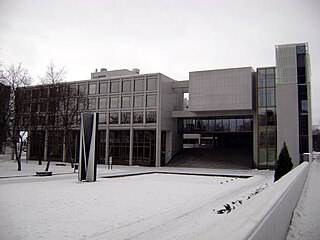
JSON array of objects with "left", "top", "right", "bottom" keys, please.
[{"left": 199, "top": 162, "right": 310, "bottom": 240}]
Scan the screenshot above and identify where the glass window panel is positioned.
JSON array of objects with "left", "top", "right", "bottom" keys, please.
[
  {"left": 110, "top": 81, "right": 119, "bottom": 93},
  {"left": 109, "top": 97, "right": 119, "bottom": 109},
  {"left": 146, "top": 95, "right": 156, "bottom": 107},
  {"left": 134, "top": 95, "right": 144, "bottom": 108},
  {"left": 122, "top": 81, "right": 131, "bottom": 92},
  {"left": 258, "top": 70, "right": 266, "bottom": 88},
  {"left": 201, "top": 119, "right": 208, "bottom": 132},
  {"left": 259, "top": 148, "right": 267, "bottom": 165},
  {"left": 87, "top": 98, "right": 96, "bottom": 110},
  {"left": 259, "top": 127, "right": 267, "bottom": 147},
  {"left": 244, "top": 118, "right": 252, "bottom": 131},
  {"left": 258, "top": 108, "right": 267, "bottom": 126},
  {"left": 237, "top": 119, "right": 244, "bottom": 131},
  {"left": 266, "top": 88, "right": 275, "bottom": 106},
  {"left": 134, "top": 79, "right": 144, "bottom": 91},
  {"left": 147, "top": 78, "right": 157, "bottom": 91},
  {"left": 99, "top": 82, "right": 108, "bottom": 94},
  {"left": 267, "top": 127, "right": 276, "bottom": 147},
  {"left": 223, "top": 119, "right": 229, "bottom": 131},
  {"left": 266, "top": 68, "right": 275, "bottom": 87},
  {"left": 99, "top": 113, "right": 106, "bottom": 124},
  {"left": 208, "top": 119, "right": 215, "bottom": 132},
  {"left": 300, "top": 115, "right": 308, "bottom": 135},
  {"left": 109, "top": 112, "right": 119, "bottom": 124},
  {"left": 230, "top": 119, "right": 236, "bottom": 132},
  {"left": 301, "top": 100, "right": 308, "bottom": 113},
  {"left": 298, "top": 85, "right": 308, "bottom": 100},
  {"left": 195, "top": 119, "right": 201, "bottom": 131},
  {"left": 78, "top": 85, "right": 87, "bottom": 95},
  {"left": 146, "top": 111, "right": 156, "bottom": 123},
  {"left": 266, "top": 108, "right": 276, "bottom": 125},
  {"left": 133, "top": 111, "right": 144, "bottom": 123},
  {"left": 267, "top": 149, "right": 276, "bottom": 164},
  {"left": 121, "top": 112, "right": 131, "bottom": 124},
  {"left": 98, "top": 98, "right": 107, "bottom": 109},
  {"left": 121, "top": 96, "right": 131, "bottom": 108},
  {"left": 258, "top": 88, "right": 267, "bottom": 107},
  {"left": 215, "top": 119, "right": 222, "bottom": 131},
  {"left": 88, "top": 83, "right": 96, "bottom": 95}
]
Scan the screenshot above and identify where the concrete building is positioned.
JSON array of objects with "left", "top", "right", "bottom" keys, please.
[{"left": 17, "top": 42, "right": 312, "bottom": 169}]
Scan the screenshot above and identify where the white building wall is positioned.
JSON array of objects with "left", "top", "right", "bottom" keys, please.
[{"left": 189, "top": 67, "right": 254, "bottom": 112}]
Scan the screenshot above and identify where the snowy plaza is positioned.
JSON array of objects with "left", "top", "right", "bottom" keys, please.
[{"left": 0, "top": 153, "right": 319, "bottom": 240}]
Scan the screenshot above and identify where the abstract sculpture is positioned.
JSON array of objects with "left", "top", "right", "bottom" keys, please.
[{"left": 78, "top": 113, "right": 98, "bottom": 182}]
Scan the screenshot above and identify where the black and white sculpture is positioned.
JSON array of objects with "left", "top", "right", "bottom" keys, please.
[{"left": 78, "top": 113, "right": 98, "bottom": 182}]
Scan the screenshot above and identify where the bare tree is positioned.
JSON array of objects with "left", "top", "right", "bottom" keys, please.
[
  {"left": 1, "top": 64, "right": 32, "bottom": 171},
  {"left": 40, "top": 61, "right": 66, "bottom": 85}
]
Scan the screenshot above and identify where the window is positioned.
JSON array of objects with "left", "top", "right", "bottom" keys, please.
[
  {"left": 266, "top": 108, "right": 276, "bottom": 125},
  {"left": 109, "top": 112, "right": 119, "bottom": 124},
  {"left": 134, "top": 79, "right": 144, "bottom": 91},
  {"left": 183, "top": 92, "right": 189, "bottom": 109},
  {"left": 266, "top": 88, "right": 275, "bottom": 106},
  {"left": 133, "top": 111, "right": 143, "bottom": 123},
  {"left": 99, "top": 113, "right": 106, "bottom": 124},
  {"left": 146, "top": 95, "right": 156, "bottom": 107},
  {"left": 121, "top": 112, "right": 131, "bottom": 124},
  {"left": 109, "top": 97, "right": 119, "bottom": 109},
  {"left": 236, "top": 119, "right": 244, "bottom": 131},
  {"left": 99, "top": 82, "right": 108, "bottom": 94},
  {"left": 41, "top": 88, "right": 48, "bottom": 98},
  {"left": 98, "top": 98, "right": 107, "bottom": 109},
  {"left": 258, "top": 88, "right": 267, "bottom": 107},
  {"left": 258, "top": 108, "right": 267, "bottom": 126},
  {"left": 146, "top": 111, "right": 156, "bottom": 123},
  {"left": 40, "top": 102, "right": 47, "bottom": 112},
  {"left": 244, "top": 118, "right": 252, "bottom": 131},
  {"left": 147, "top": 78, "right": 157, "bottom": 91},
  {"left": 110, "top": 81, "right": 119, "bottom": 93},
  {"left": 215, "top": 119, "right": 222, "bottom": 131},
  {"left": 122, "top": 81, "right": 131, "bottom": 92},
  {"left": 258, "top": 70, "right": 266, "bottom": 88},
  {"left": 134, "top": 95, "right": 144, "bottom": 108},
  {"left": 230, "top": 119, "right": 236, "bottom": 132},
  {"left": 88, "top": 83, "right": 96, "bottom": 95},
  {"left": 78, "top": 85, "right": 87, "bottom": 95},
  {"left": 266, "top": 68, "right": 275, "bottom": 87},
  {"left": 88, "top": 98, "right": 96, "bottom": 110},
  {"left": 301, "top": 100, "right": 308, "bottom": 113},
  {"left": 223, "top": 119, "right": 229, "bottom": 131},
  {"left": 121, "top": 96, "right": 131, "bottom": 108}
]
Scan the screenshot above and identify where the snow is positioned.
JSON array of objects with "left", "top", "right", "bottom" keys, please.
[
  {"left": 0, "top": 154, "right": 274, "bottom": 240},
  {"left": 286, "top": 153, "right": 320, "bottom": 240}
]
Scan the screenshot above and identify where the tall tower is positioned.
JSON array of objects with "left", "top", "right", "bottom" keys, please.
[{"left": 275, "top": 43, "right": 312, "bottom": 166}]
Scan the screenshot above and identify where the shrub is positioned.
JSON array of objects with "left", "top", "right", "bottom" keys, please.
[{"left": 274, "top": 142, "right": 293, "bottom": 182}]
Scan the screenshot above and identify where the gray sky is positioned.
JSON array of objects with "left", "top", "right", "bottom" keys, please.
[{"left": 1, "top": 0, "right": 319, "bottom": 123}]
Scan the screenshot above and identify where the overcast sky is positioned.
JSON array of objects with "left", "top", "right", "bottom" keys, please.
[{"left": 0, "top": 0, "right": 319, "bottom": 123}]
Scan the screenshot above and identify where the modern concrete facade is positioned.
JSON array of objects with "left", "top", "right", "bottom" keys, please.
[{"left": 14, "top": 42, "right": 312, "bottom": 169}]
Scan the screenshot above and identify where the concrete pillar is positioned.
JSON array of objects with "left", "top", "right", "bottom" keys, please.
[
  {"left": 44, "top": 129, "right": 48, "bottom": 161},
  {"left": 129, "top": 127, "right": 133, "bottom": 166},
  {"left": 105, "top": 127, "right": 109, "bottom": 165}
]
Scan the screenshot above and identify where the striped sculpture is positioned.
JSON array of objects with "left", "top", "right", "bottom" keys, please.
[{"left": 78, "top": 113, "right": 98, "bottom": 182}]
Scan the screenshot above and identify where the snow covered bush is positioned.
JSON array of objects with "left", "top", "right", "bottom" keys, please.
[{"left": 274, "top": 142, "right": 293, "bottom": 182}]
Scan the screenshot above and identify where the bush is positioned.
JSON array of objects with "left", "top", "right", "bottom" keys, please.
[{"left": 274, "top": 142, "right": 293, "bottom": 182}]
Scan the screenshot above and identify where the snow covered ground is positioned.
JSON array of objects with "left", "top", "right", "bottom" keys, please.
[
  {"left": 0, "top": 154, "right": 275, "bottom": 240},
  {"left": 286, "top": 153, "right": 320, "bottom": 240}
]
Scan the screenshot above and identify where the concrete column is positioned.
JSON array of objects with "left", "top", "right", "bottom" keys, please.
[
  {"left": 105, "top": 127, "right": 109, "bottom": 165},
  {"left": 129, "top": 127, "right": 133, "bottom": 166},
  {"left": 44, "top": 129, "right": 48, "bottom": 161}
]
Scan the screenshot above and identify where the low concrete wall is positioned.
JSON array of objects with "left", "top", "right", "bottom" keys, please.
[
  {"left": 200, "top": 162, "right": 310, "bottom": 240},
  {"left": 246, "top": 162, "right": 310, "bottom": 240}
]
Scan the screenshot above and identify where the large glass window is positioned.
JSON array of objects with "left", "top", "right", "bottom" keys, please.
[
  {"left": 146, "top": 111, "right": 156, "bottom": 123},
  {"left": 88, "top": 83, "right": 96, "bottom": 95},
  {"left": 258, "top": 88, "right": 267, "bottom": 107},
  {"left": 109, "top": 97, "right": 119, "bottom": 109},
  {"left": 88, "top": 98, "right": 96, "bottom": 110},
  {"left": 121, "top": 112, "right": 131, "bottom": 124},
  {"left": 147, "top": 78, "right": 157, "bottom": 91},
  {"left": 98, "top": 98, "right": 107, "bottom": 109},
  {"left": 109, "top": 112, "right": 119, "bottom": 124},
  {"left": 134, "top": 95, "right": 144, "bottom": 108},
  {"left": 258, "top": 108, "right": 267, "bottom": 126},
  {"left": 134, "top": 79, "right": 144, "bottom": 91},
  {"left": 99, "top": 113, "right": 106, "bottom": 124},
  {"left": 133, "top": 111, "right": 144, "bottom": 124},
  {"left": 266, "top": 108, "right": 276, "bottom": 125},
  {"left": 266, "top": 88, "right": 275, "bottom": 106},
  {"left": 121, "top": 96, "right": 131, "bottom": 108},
  {"left": 109, "top": 130, "right": 130, "bottom": 165},
  {"left": 301, "top": 100, "right": 308, "bottom": 113},
  {"left": 99, "top": 82, "right": 108, "bottom": 94},
  {"left": 266, "top": 68, "right": 275, "bottom": 87},
  {"left": 236, "top": 119, "right": 244, "bottom": 131},
  {"left": 258, "top": 70, "right": 266, "bottom": 87},
  {"left": 133, "top": 130, "right": 156, "bottom": 166},
  {"left": 215, "top": 119, "right": 222, "bottom": 131},
  {"left": 146, "top": 95, "right": 156, "bottom": 107},
  {"left": 230, "top": 119, "right": 236, "bottom": 132},
  {"left": 110, "top": 81, "right": 119, "bottom": 93},
  {"left": 223, "top": 119, "right": 229, "bottom": 131},
  {"left": 122, "top": 81, "right": 131, "bottom": 92},
  {"left": 208, "top": 119, "right": 215, "bottom": 132},
  {"left": 78, "top": 85, "right": 87, "bottom": 95}
]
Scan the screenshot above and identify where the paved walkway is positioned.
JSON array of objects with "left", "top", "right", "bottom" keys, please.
[{"left": 286, "top": 153, "right": 320, "bottom": 240}]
